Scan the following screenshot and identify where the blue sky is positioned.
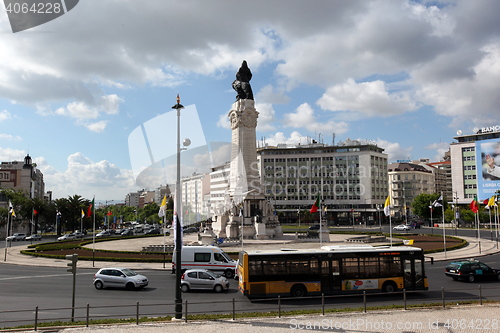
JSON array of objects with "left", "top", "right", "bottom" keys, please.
[{"left": 0, "top": 0, "right": 499, "bottom": 202}]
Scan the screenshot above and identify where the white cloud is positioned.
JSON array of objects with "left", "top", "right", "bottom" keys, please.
[
  {"left": 0, "top": 147, "right": 25, "bottom": 162},
  {"left": 317, "top": 79, "right": 417, "bottom": 117},
  {"left": 376, "top": 138, "right": 413, "bottom": 163},
  {"left": 263, "top": 131, "right": 311, "bottom": 146},
  {"left": 0, "top": 110, "right": 11, "bottom": 121},
  {"left": 39, "top": 152, "right": 137, "bottom": 200},
  {"left": 283, "top": 103, "right": 349, "bottom": 135},
  {"left": 0, "top": 133, "right": 21, "bottom": 141},
  {"left": 425, "top": 142, "right": 450, "bottom": 162},
  {"left": 84, "top": 121, "right": 108, "bottom": 133},
  {"left": 255, "top": 103, "right": 277, "bottom": 132}
]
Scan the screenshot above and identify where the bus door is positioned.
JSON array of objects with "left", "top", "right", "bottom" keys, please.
[
  {"left": 320, "top": 259, "right": 341, "bottom": 294},
  {"left": 403, "top": 258, "right": 424, "bottom": 290}
]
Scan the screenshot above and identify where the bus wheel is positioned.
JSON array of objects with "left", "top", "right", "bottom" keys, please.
[
  {"left": 290, "top": 284, "right": 307, "bottom": 297},
  {"left": 224, "top": 269, "right": 234, "bottom": 279},
  {"left": 382, "top": 281, "right": 397, "bottom": 293}
]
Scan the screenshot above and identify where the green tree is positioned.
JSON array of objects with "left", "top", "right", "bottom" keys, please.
[{"left": 411, "top": 193, "right": 444, "bottom": 220}]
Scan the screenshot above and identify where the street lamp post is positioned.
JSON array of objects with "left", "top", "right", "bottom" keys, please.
[{"left": 172, "top": 95, "right": 184, "bottom": 320}]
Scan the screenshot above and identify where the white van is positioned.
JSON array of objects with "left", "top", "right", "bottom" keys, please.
[{"left": 172, "top": 245, "right": 237, "bottom": 278}]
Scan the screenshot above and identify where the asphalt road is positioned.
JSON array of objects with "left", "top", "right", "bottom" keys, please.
[{"left": 2, "top": 250, "right": 500, "bottom": 328}]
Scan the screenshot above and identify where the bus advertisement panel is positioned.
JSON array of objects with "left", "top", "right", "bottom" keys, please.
[
  {"left": 238, "top": 245, "right": 428, "bottom": 298},
  {"left": 475, "top": 138, "right": 500, "bottom": 200}
]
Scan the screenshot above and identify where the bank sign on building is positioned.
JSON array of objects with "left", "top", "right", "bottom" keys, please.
[{"left": 474, "top": 125, "right": 500, "bottom": 200}]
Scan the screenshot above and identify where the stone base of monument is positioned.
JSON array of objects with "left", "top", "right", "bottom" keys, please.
[
  {"left": 255, "top": 222, "right": 269, "bottom": 240},
  {"left": 199, "top": 232, "right": 215, "bottom": 245},
  {"left": 319, "top": 229, "right": 330, "bottom": 242}
]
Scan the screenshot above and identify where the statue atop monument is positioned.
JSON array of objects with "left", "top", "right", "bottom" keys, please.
[{"left": 232, "top": 60, "right": 254, "bottom": 101}]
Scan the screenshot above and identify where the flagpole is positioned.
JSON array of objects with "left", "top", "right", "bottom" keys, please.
[
  {"left": 441, "top": 192, "right": 446, "bottom": 258},
  {"left": 489, "top": 203, "right": 493, "bottom": 241},
  {"left": 477, "top": 211, "right": 481, "bottom": 254},
  {"left": 92, "top": 196, "right": 96, "bottom": 267}
]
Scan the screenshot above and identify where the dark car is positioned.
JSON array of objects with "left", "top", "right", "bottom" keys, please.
[
  {"left": 120, "top": 229, "right": 134, "bottom": 236},
  {"left": 183, "top": 227, "right": 198, "bottom": 234},
  {"left": 145, "top": 228, "right": 160, "bottom": 235},
  {"left": 308, "top": 225, "right": 321, "bottom": 230},
  {"left": 445, "top": 259, "right": 500, "bottom": 282}
]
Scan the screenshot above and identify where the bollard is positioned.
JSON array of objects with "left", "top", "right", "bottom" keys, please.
[
  {"left": 479, "top": 285, "right": 483, "bottom": 306},
  {"left": 86, "top": 304, "right": 90, "bottom": 327},
  {"left": 363, "top": 291, "right": 367, "bottom": 313},
  {"left": 278, "top": 295, "right": 281, "bottom": 318},
  {"left": 185, "top": 300, "right": 188, "bottom": 323},
  {"left": 232, "top": 298, "right": 235, "bottom": 321},
  {"left": 442, "top": 287, "right": 445, "bottom": 309},
  {"left": 34, "top": 306, "right": 38, "bottom": 331},
  {"left": 136, "top": 301, "right": 139, "bottom": 325},
  {"left": 322, "top": 293, "right": 325, "bottom": 316},
  {"left": 403, "top": 289, "right": 407, "bottom": 310}
]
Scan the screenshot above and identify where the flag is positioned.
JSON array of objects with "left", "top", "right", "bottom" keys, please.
[
  {"left": 310, "top": 194, "right": 320, "bottom": 213},
  {"left": 323, "top": 205, "right": 327, "bottom": 212},
  {"left": 81, "top": 209, "right": 85, "bottom": 219},
  {"left": 8, "top": 200, "right": 13, "bottom": 213},
  {"left": 11, "top": 207, "right": 16, "bottom": 217},
  {"left": 87, "top": 197, "right": 94, "bottom": 217},
  {"left": 470, "top": 195, "right": 479, "bottom": 213},
  {"left": 488, "top": 196, "right": 497, "bottom": 207},
  {"left": 158, "top": 195, "right": 167, "bottom": 217},
  {"left": 33, "top": 209, "right": 38, "bottom": 216},
  {"left": 106, "top": 211, "right": 113, "bottom": 216},
  {"left": 239, "top": 207, "right": 243, "bottom": 217},
  {"left": 383, "top": 195, "right": 391, "bottom": 216},
  {"left": 483, "top": 199, "right": 489, "bottom": 205},
  {"left": 432, "top": 195, "right": 443, "bottom": 208}
]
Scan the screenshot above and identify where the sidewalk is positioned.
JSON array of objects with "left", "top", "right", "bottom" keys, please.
[{"left": 2, "top": 232, "right": 499, "bottom": 269}]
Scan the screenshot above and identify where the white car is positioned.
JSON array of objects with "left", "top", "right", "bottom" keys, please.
[
  {"left": 6, "top": 233, "right": 26, "bottom": 241},
  {"left": 93, "top": 267, "right": 149, "bottom": 290},
  {"left": 25, "top": 234, "right": 42, "bottom": 241},
  {"left": 393, "top": 224, "right": 410, "bottom": 231},
  {"left": 57, "top": 233, "right": 77, "bottom": 241}
]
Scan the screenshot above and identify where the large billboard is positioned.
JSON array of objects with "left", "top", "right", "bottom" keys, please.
[{"left": 475, "top": 138, "right": 500, "bottom": 199}]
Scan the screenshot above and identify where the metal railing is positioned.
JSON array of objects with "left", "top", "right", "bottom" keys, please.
[{"left": 0, "top": 285, "right": 498, "bottom": 331}]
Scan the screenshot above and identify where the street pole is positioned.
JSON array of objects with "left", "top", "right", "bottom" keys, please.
[{"left": 172, "top": 95, "right": 184, "bottom": 320}]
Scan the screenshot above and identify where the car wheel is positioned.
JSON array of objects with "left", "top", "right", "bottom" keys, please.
[
  {"left": 468, "top": 274, "right": 475, "bottom": 283},
  {"left": 181, "top": 284, "right": 189, "bottom": 293},
  {"left": 214, "top": 284, "right": 223, "bottom": 293},
  {"left": 382, "top": 281, "right": 397, "bottom": 293},
  {"left": 497, "top": 273, "right": 500, "bottom": 281},
  {"left": 290, "top": 284, "right": 307, "bottom": 297},
  {"left": 94, "top": 281, "right": 104, "bottom": 290},
  {"left": 224, "top": 269, "right": 234, "bottom": 279},
  {"left": 126, "top": 282, "right": 136, "bottom": 290}
]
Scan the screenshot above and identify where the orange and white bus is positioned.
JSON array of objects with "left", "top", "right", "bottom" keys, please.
[{"left": 238, "top": 245, "right": 428, "bottom": 298}]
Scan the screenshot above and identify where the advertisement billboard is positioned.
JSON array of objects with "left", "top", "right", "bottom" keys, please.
[{"left": 475, "top": 138, "right": 500, "bottom": 199}]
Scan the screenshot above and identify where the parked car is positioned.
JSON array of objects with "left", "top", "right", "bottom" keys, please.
[
  {"left": 145, "top": 228, "right": 160, "bottom": 235},
  {"left": 57, "top": 233, "right": 77, "bottom": 241},
  {"left": 183, "top": 227, "right": 198, "bottom": 234},
  {"left": 180, "top": 269, "right": 229, "bottom": 293},
  {"left": 6, "top": 233, "right": 26, "bottom": 241},
  {"left": 393, "top": 224, "right": 410, "bottom": 231},
  {"left": 445, "top": 259, "right": 500, "bottom": 282},
  {"left": 96, "top": 230, "right": 111, "bottom": 238},
  {"left": 25, "top": 234, "right": 42, "bottom": 241},
  {"left": 308, "top": 225, "right": 321, "bottom": 231},
  {"left": 119, "top": 229, "right": 134, "bottom": 236},
  {"left": 93, "top": 267, "right": 149, "bottom": 290}
]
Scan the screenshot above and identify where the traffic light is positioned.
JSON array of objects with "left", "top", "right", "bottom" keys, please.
[{"left": 66, "top": 254, "right": 78, "bottom": 274}]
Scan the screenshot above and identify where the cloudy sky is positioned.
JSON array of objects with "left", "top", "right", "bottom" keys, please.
[{"left": 0, "top": 0, "right": 499, "bottom": 202}]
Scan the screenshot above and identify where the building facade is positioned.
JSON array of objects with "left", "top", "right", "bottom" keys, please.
[
  {"left": 257, "top": 139, "right": 388, "bottom": 225},
  {"left": 0, "top": 154, "right": 45, "bottom": 206},
  {"left": 388, "top": 162, "right": 435, "bottom": 219},
  {"left": 450, "top": 126, "right": 500, "bottom": 203}
]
